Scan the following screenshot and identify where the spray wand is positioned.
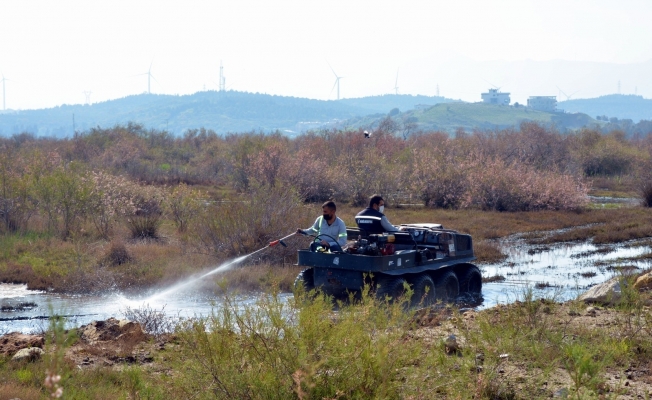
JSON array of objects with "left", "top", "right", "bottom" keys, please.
[{"left": 268, "top": 232, "right": 298, "bottom": 248}]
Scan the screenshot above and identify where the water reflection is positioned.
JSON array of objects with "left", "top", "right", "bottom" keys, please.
[{"left": 480, "top": 240, "right": 651, "bottom": 309}]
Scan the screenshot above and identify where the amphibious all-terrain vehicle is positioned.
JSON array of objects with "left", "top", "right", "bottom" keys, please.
[{"left": 295, "top": 223, "right": 482, "bottom": 305}]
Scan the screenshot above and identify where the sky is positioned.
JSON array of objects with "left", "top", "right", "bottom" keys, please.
[{"left": 1, "top": 0, "right": 652, "bottom": 110}]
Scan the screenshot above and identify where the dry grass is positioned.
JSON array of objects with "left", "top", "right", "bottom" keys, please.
[
  {"left": 337, "top": 205, "right": 639, "bottom": 241},
  {"left": 0, "top": 383, "right": 42, "bottom": 400},
  {"left": 473, "top": 240, "right": 506, "bottom": 263},
  {"left": 527, "top": 208, "right": 652, "bottom": 245},
  {"left": 588, "top": 175, "right": 638, "bottom": 196}
]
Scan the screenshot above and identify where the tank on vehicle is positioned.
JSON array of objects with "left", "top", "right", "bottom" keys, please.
[{"left": 295, "top": 223, "right": 482, "bottom": 305}]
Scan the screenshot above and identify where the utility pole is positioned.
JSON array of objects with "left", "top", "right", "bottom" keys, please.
[
  {"left": 73, "top": 114, "right": 77, "bottom": 139},
  {"left": 219, "top": 61, "right": 225, "bottom": 92},
  {"left": 436, "top": 84, "right": 440, "bottom": 97},
  {"left": 83, "top": 91, "right": 92, "bottom": 105},
  {"left": 618, "top": 80, "right": 621, "bottom": 94}
]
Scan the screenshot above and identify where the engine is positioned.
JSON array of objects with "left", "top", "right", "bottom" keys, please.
[{"left": 347, "top": 233, "right": 396, "bottom": 256}]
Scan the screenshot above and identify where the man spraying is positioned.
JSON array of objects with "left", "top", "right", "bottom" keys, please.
[{"left": 297, "top": 201, "right": 347, "bottom": 252}]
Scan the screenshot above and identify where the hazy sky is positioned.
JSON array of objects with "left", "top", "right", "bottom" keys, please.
[{"left": 1, "top": 0, "right": 651, "bottom": 110}]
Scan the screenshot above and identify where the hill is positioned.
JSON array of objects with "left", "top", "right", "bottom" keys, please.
[
  {"left": 0, "top": 91, "right": 452, "bottom": 138},
  {"left": 338, "top": 94, "right": 454, "bottom": 113},
  {"left": 559, "top": 94, "right": 652, "bottom": 122},
  {"left": 335, "top": 102, "right": 596, "bottom": 134}
]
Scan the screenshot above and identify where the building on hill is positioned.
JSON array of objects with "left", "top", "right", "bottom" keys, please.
[
  {"left": 527, "top": 96, "right": 557, "bottom": 112},
  {"left": 481, "top": 88, "right": 510, "bottom": 105}
]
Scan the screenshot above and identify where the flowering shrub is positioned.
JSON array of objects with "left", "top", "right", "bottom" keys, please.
[
  {"left": 278, "top": 148, "right": 335, "bottom": 202},
  {"left": 408, "top": 147, "right": 588, "bottom": 211},
  {"left": 466, "top": 159, "right": 589, "bottom": 211},
  {"left": 87, "top": 171, "right": 134, "bottom": 238}
]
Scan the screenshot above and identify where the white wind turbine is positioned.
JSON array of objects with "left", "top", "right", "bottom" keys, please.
[
  {"left": 0, "top": 72, "right": 8, "bottom": 111},
  {"left": 556, "top": 86, "right": 579, "bottom": 101},
  {"left": 136, "top": 62, "right": 160, "bottom": 94},
  {"left": 394, "top": 69, "right": 399, "bottom": 95},
  {"left": 328, "top": 62, "right": 343, "bottom": 100}
]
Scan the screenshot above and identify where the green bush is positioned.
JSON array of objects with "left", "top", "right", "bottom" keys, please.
[{"left": 172, "top": 285, "right": 421, "bottom": 399}]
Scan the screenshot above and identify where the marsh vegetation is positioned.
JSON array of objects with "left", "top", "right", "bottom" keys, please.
[{"left": 1, "top": 122, "right": 652, "bottom": 398}]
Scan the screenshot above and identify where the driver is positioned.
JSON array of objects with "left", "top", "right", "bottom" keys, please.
[
  {"left": 296, "top": 201, "right": 347, "bottom": 251},
  {"left": 355, "top": 194, "right": 399, "bottom": 234}
]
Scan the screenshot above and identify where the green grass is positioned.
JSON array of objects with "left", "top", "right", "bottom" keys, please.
[{"left": 417, "top": 102, "right": 555, "bottom": 127}]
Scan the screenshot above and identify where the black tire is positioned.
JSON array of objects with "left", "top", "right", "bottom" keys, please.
[
  {"left": 457, "top": 265, "right": 482, "bottom": 295},
  {"left": 409, "top": 273, "right": 436, "bottom": 307},
  {"left": 434, "top": 271, "right": 459, "bottom": 302},
  {"left": 375, "top": 276, "right": 408, "bottom": 302},
  {"left": 294, "top": 268, "right": 315, "bottom": 291}
]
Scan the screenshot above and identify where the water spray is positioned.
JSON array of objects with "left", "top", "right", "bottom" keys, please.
[{"left": 143, "top": 232, "right": 299, "bottom": 302}]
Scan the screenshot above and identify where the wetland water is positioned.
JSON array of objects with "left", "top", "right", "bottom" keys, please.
[{"left": 2, "top": 237, "right": 651, "bottom": 334}]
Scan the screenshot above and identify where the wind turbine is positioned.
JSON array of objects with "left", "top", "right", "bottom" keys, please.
[
  {"left": 135, "top": 62, "right": 159, "bottom": 94},
  {"left": 556, "top": 86, "right": 579, "bottom": 101},
  {"left": 394, "top": 69, "right": 399, "bottom": 95},
  {"left": 327, "top": 62, "right": 343, "bottom": 100},
  {"left": 0, "top": 72, "right": 8, "bottom": 111},
  {"left": 483, "top": 79, "right": 501, "bottom": 91}
]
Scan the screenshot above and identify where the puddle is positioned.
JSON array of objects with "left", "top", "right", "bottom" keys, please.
[
  {"left": 588, "top": 196, "right": 639, "bottom": 206},
  {"left": 479, "top": 239, "right": 652, "bottom": 309},
  {"left": 0, "top": 283, "right": 291, "bottom": 334}
]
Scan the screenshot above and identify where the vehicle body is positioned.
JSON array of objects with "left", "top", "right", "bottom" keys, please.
[{"left": 295, "top": 223, "right": 482, "bottom": 305}]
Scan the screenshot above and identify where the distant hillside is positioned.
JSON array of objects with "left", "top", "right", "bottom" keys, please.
[
  {"left": 338, "top": 94, "right": 454, "bottom": 114},
  {"left": 335, "top": 103, "right": 596, "bottom": 134},
  {"left": 559, "top": 94, "right": 652, "bottom": 122},
  {"left": 0, "top": 91, "right": 453, "bottom": 138}
]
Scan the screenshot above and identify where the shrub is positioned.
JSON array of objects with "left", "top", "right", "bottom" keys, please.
[
  {"left": 0, "top": 144, "right": 37, "bottom": 232},
  {"left": 172, "top": 286, "right": 419, "bottom": 399},
  {"left": 193, "top": 184, "right": 311, "bottom": 261},
  {"left": 124, "top": 184, "right": 166, "bottom": 240},
  {"left": 87, "top": 171, "right": 133, "bottom": 238},
  {"left": 38, "top": 162, "right": 93, "bottom": 240},
  {"left": 641, "top": 180, "right": 652, "bottom": 207},
  {"left": 278, "top": 149, "right": 335, "bottom": 202},
  {"left": 103, "top": 240, "right": 132, "bottom": 266},
  {"left": 467, "top": 159, "right": 589, "bottom": 211},
  {"left": 409, "top": 147, "right": 473, "bottom": 209},
  {"left": 165, "top": 183, "right": 203, "bottom": 233},
  {"left": 573, "top": 129, "right": 645, "bottom": 177}
]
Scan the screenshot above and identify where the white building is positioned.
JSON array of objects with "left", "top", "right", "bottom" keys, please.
[
  {"left": 481, "top": 88, "right": 510, "bottom": 105},
  {"left": 527, "top": 96, "right": 557, "bottom": 112}
]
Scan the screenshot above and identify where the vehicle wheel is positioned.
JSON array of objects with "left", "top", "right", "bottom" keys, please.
[
  {"left": 294, "top": 268, "right": 315, "bottom": 291},
  {"left": 434, "top": 271, "right": 459, "bottom": 302},
  {"left": 375, "top": 276, "right": 408, "bottom": 303},
  {"left": 409, "top": 274, "right": 436, "bottom": 307},
  {"left": 457, "top": 265, "right": 482, "bottom": 295}
]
